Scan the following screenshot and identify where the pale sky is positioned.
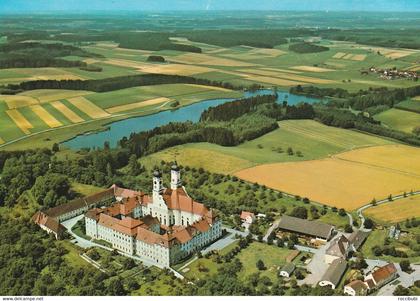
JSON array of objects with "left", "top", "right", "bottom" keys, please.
[{"left": 0, "top": 0, "right": 419, "bottom": 13}]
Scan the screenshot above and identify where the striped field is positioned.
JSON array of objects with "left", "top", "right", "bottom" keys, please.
[
  {"left": 67, "top": 97, "right": 110, "bottom": 119},
  {"left": 30, "top": 105, "right": 63, "bottom": 128}
]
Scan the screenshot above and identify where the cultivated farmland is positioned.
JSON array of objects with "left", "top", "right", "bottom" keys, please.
[
  {"left": 365, "top": 194, "right": 420, "bottom": 223},
  {"left": 141, "top": 120, "right": 393, "bottom": 174},
  {"left": 235, "top": 145, "right": 420, "bottom": 210},
  {"left": 375, "top": 108, "right": 420, "bottom": 134}
]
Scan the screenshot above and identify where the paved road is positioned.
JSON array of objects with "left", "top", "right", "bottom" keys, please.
[
  {"left": 357, "top": 191, "right": 420, "bottom": 230},
  {"left": 263, "top": 218, "right": 281, "bottom": 242}
]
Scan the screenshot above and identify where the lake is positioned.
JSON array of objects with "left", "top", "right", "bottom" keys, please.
[{"left": 63, "top": 89, "right": 320, "bottom": 150}]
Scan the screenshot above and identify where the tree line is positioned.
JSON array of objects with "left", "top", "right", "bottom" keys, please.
[
  {"left": 288, "top": 42, "right": 329, "bottom": 53},
  {"left": 290, "top": 84, "right": 420, "bottom": 111},
  {"left": 3, "top": 74, "right": 244, "bottom": 94},
  {"left": 0, "top": 42, "right": 100, "bottom": 69}
]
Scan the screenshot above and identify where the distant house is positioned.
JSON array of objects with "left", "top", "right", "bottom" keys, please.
[
  {"left": 279, "top": 262, "right": 295, "bottom": 278},
  {"left": 277, "top": 215, "right": 334, "bottom": 241},
  {"left": 325, "top": 235, "right": 351, "bottom": 264},
  {"left": 365, "top": 263, "right": 398, "bottom": 289},
  {"left": 318, "top": 258, "right": 347, "bottom": 289},
  {"left": 348, "top": 230, "right": 370, "bottom": 251},
  {"left": 344, "top": 280, "right": 368, "bottom": 296},
  {"left": 240, "top": 211, "right": 256, "bottom": 224},
  {"left": 32, "top": 211, "right": 65, "bottom": 239}
]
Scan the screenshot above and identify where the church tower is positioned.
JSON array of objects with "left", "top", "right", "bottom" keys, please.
[
  {"left": 170, "top": 162, "right": 182, "bottom": 190},
  {"left": 152, "top": 170, "right": 164, "bottom": 197}
]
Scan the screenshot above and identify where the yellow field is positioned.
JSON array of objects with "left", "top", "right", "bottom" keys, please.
[
  {"left": 273, "top": 73, "right": 336, "bottom": 84},
  {"left": 1, "top": 95, "right": 38, "bottom": 109},
  {"left": 137, "top": 62, "right": 215, "bottom": 76},
  {"left": 106, "top": 97, "right": 171, "bottom": 114},
  {"left": 247, "top": 48, "right": 285, "bottom": 57},
  {"left": 0, "top": 137, "right": 4, "bottom": 144},
  {"left": 67, "top": 97, "right": 110, "bottom": 119},
  {"left": 334, "top": 144, "right": 420, "bottom": 178},
  {"left": 365, "top": 195, "right": 420, "bottom": 222},
  {"left": 262, "top": 67, "right": 302, "bottom": 74},
  {"left": 343, "top": 53, "right": 354, "bottom": 59},
  {"left": 30, "top": 105, "right": 63, "bottom": 128},
  {"left": 333, "top": 52, "right": 346, "bottom": 59},
  {"left": 51, "top": 101, "right": 85, "bottom": 123},
  {"left": 20, "top": 89, "right": 93, "bottom": 103},
  {"left": 183, "top": 84, "right": 233, "bottom": 92},
  {"left": 170, "top": 53, "right": 255, "bottom": 67},
  {"left": 290, "top": 66, "right": 335, "bottom": 72},
  {"left": 350, "top": 54, "right": 366, "bottom": 61},
  {"left": 6, "top": 109, "right": 33, "bottom": 134},
  {"left": 235, "top": 145, "right": 420, "bottom": 210},
  {"left": 243, "top": 75, "right": 303, "bottom": 86}
]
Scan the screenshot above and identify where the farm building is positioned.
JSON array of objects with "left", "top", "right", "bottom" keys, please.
[
  {"left": 279, "top": 262, "right": 296, "bottom": 278},
  {"left": 318, "top": 258, "right": 347, "bottom": 289},
  {"left": 325, "top": 235, "right": 351, "bottom": 264},
  {"left": 344, "top": 280, "right": 368, "bottom": 296},
  {"left": 240, "top": 211, "right": 256, "bottom": 224},
  {"left": 365, "top": 263, "right": 398, "bottom": 289},
  {"left": 348, "top": 230, "right": 370, "bottom": 251},
  {"left": 277, "top": 215, "right": 335, "bottom": 241}
]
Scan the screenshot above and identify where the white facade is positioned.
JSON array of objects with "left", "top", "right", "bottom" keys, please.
[{"left": 84, "top": 166, "right": 223, "bottom": 267}]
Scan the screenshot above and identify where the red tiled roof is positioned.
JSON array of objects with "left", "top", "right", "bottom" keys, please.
[
  {"left": 372, "top": 263, "right": 397, "bottom": 284},
  {"left": 136, "top": 227, "right": 176, "bottom": 248},
  {"left": 32, "top": 211, "right": 64, "bottom": 234},
  {"left": 162, "top": 187, "right": 209, "bottom": 216},
  {"left": 112, "top": 184, "right": 143, "bottom": 199},
  {"left": 85, "top": 208, "right": 104, "bottom": 221},
  {"left": 99, "top": 214, "right": 143, "bottom": 236},
  {"left": 240, "top": 211, "right": 255, "bottom": 220}
]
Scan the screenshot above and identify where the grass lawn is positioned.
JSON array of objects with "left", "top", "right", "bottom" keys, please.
[
  {"left": 236, "top": 242, "right": 294, "bottom": 282},
  {"left": 395, "top": 99, "right": 420, "bottom": 114},
  {"left": 60, "top": 240, "right": 91, "bottom": 269},
  {"left": 374, "top": 108, "right": 420, "bottom": 134},
  {"left": 71, "top": 181, "right": 105, "bottom": 196}
]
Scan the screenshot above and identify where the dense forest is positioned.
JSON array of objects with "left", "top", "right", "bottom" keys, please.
[
  {"left": 0, "top": 42, "right": 100, "bottom": 69},
  {"left": 290, "top": 85, "right": 420, "bottom": 110},
  {"left": 288, "top": 42, "right": 329, "bottom": 53},
  {"left": 2, "top": 74, "right": 243, "bottom": 94}
]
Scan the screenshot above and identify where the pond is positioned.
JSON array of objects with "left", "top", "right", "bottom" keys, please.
[{"left": 63, "top": 89, "right": 320, "bottom": 150}]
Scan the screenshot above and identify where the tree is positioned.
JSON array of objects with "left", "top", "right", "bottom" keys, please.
[
  {"left": 290, "top": 206, "right": 308, "bottom": 219},
  {"left": 128, "top": 154, "right": 142, "bottom": 176},
  {"left": 123, "top": 258, "right": 136, "bottom": 270},
  {"left": 126, "top": 278, "right": 140, "bottom": 291},
  {"left": 364, "top": 218, "right": 374, "bottom": 229},
  {"left": 371, "top": 198, "right": 377, "bottom": 206},
  {"left": 287, "top": 147, "right": 294, "bottom": 156},
  {"left": 338, "top": 208, "right": 346, "bottom": 216},
  {"left": 107, "top": 278, "right": 126, "bottom": 296},
  {"left": 393, "top": 285, "right": 410, "bottom": 296},
  {"left": 87, "top": 249, "right": 100, "bottom": 261},
  {"left": 256, "top": 259, "right": 265, "bottom": 270},
  {"left": 52, "top": 143, "right": 59, "bottom": 152},
  {"left": 400, "top": 259, "right": 411, "bottom": 272},
  {"left": 344, "top": 224, "right": 353, "bottom": 233}
]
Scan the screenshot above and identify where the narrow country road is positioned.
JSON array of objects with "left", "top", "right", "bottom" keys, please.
[{"left": 357, "top": 190, "right": 420, "bottom": 230}]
